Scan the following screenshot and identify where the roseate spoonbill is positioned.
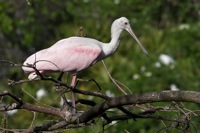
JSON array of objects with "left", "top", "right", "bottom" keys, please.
[{"left": 22, "top": 17, "right": 148, "bottom": 109}]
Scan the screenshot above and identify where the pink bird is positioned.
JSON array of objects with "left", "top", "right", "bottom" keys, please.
[{"left": 22, "top": 17, "right": 148, "bottom": 109}]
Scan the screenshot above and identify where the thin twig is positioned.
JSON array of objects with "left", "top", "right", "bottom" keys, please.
[
  {"left": 22, "top": 88, "right": 55, "bottom": 109},
  {"left": 0, "top": 91, "right": 23, "bottom": 105},
  {"left": 113, "top": 79, "right": 132, "bottom": 94},
  {"left": 0, "top": 60, "right": 22, "bottom": 67},
  {"left": 76, "top": 78, "right": 101, "bottom": 91},
  {"left": 25, "top": 0, "right": 31, "bottom": 5},
  {"left": 29, "top": 111, "right": 36, "bottom": 129},
  {"left": 102, "top": 60, "right": 128, "bottom": 95},
  {"left": 8, "top": 79, "right": 40, "bottom": 86},
  {"left": 73, "top": 88, "right": 109, "bottom": 99}
]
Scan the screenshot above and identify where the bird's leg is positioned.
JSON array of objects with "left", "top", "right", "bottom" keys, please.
[{"left": 71, "top": 74, "right": 77, "bottom": 112}]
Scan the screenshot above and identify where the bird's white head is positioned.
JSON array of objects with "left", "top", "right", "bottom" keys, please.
[
  {"left": 115, "top": 17, "right": 130, "bottom": 30},
  {"left": 112, "top": 17, "right": 149, "bottom": 56}
]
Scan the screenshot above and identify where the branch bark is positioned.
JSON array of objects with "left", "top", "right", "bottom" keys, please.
[
  {"left": 1, "top": 90, "right": 200, "bottom": 132},
  {"left": 79, "top": 91, "right": 200, "bottom": 123}
]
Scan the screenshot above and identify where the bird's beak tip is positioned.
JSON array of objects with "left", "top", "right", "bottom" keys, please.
[{"left": 126, "top": 26, "right": 149, "bottom": 57}]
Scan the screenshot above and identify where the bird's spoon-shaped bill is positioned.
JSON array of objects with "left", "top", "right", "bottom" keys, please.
[{"left": 126, "top": 26, "right": 149, "bottom": 56}]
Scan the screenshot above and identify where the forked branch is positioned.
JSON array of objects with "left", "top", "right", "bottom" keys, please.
[{"left": 1, "top": 90, "right": 200, "bottom": 132}]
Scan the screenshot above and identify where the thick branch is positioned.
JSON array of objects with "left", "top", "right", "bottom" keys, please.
[
  {"left": 1, "top": 90, "right": 200, "bottom": 131},
  {"left": 80, "top": 91, "right": 200, "bottom": 123},
  {"left": 19, "top": 103, "right": 65, "bottom": 119},
  {"left": 0, "top": 91, "right": 66, "bottom": 119}
]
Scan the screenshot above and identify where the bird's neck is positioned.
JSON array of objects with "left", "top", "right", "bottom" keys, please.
[{"left": 102, "top": 28, "right": 123, "bottom": 57}]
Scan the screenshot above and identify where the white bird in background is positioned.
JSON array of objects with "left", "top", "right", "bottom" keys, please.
[{"left": 22, "top": 17, "right": 148, "bottom": 109}]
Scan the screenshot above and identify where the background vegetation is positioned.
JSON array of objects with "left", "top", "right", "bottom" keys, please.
[{"left": 0, "top": 0, "right": 199, "bottom": 132}]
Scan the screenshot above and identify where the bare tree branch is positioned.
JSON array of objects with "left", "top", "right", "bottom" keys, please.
[
  {"left": 1, "top": 90, "right": 200, "bottom": 132},
  {"left": 79, "top": 91, "right": 200, "bottom": 123}
]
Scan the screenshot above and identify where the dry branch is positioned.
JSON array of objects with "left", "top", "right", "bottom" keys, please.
[
  {"left": 79, "top": 91, "right": 200, "bottom": 123},
  {"left": 1, "top": 90, "right": 200, "bottom": 132}
]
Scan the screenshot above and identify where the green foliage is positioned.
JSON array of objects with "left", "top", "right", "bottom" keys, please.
[{"left": 0, "top": 0, "right": 199, "bottom": 132}]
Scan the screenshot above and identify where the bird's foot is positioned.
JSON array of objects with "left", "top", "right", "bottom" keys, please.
[
  {"left": 63, "top": 109, "right": 82, "bottom": 123},
  {"left": 62, "top": 103, "right": 78, "bottom": 122},
  {"left": 61, "top": 98, "right": 76, "bottom": 114}
]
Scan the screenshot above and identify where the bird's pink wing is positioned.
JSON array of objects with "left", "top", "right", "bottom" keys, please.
[
  {"left": 22, "top": 40, "right": 102, "bottom": 73},
  {"left": 22, "top": 49, "right": 49, "bottom": 72},
  {"left": 59, "top": 44, "right": 102, "bottom": 72}
]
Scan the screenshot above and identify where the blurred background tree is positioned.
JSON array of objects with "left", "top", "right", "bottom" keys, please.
[{"left": 0, "top": 0, "right": 199, "bottom": 132}]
